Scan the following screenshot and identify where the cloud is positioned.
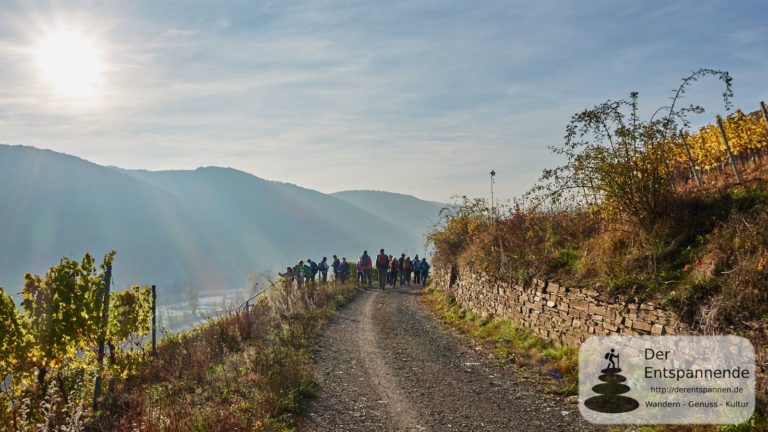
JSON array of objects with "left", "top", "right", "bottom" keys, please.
[{"left": 0, "top": 0, "right": 766, "bottom": 201}]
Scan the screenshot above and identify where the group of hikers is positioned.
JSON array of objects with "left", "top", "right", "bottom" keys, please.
[
  {"left": 279, "top": 249, "right": 430, "bottom": 290},
  {"left": 357, "top": 249, "right": 430, "bottom": 289}
]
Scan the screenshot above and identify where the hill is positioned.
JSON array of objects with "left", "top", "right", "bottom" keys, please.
[
  {"left": 0, "top": 144, "right": 435, "bottom": 300},
  {"left": 331, "top": 190, "right": 444, "bottom": 241}
]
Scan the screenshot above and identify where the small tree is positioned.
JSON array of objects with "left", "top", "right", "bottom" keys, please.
[{"left": 529, "top": 69, "right": 733, "bottom": 231}]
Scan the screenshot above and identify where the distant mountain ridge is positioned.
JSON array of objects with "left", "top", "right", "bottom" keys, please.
[
  {"left": 331, "top": 190, "right": 444, "bottom": 240},
  {"left": 0, "top": 144, "right": 442, "bottom": 299}
]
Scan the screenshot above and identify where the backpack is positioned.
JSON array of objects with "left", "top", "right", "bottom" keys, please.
[
  {"left": 319, "top": 261, "right": 329, "bottom": 271},
  {"left": 310, "top": 262, "right": 318, "bottom": 273},
  {"left": 376, "top": 254, "right": 388, "bottom": 267}
]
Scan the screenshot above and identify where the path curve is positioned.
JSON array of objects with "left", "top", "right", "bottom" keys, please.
[{"left": 300, "top": 286, "right": 603, "bottom": 431}]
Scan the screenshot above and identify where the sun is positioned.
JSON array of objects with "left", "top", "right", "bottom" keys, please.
[{"left": 35, "top": 30, "right": 104, "bottom": 98}]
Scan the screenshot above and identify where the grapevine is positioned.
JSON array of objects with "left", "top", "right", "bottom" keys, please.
[{"left": 0, "top": 252, "right": 153, "bottom": 429}]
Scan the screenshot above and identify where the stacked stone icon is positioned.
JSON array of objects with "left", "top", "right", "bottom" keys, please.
[{"left": 584, "top": 349, "right": 639, "bottom": 413}]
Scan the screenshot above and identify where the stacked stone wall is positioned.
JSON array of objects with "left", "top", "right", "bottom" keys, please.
[
  {"left": 433, "top": 266, "right": 768, "bottom": 408},
  {"left": 433, "top": 266, "right": 686, "bottom": 345}
]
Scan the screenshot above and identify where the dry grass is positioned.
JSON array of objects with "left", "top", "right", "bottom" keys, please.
[
  {"left": 93, "top": 280, "right": 359, "bottom": 431},
  {"left": 423, "top": 286, "right": 578, "bottom": 395},
  {"left": 429, "top": 184, "right": 768, "bottom": 426}
]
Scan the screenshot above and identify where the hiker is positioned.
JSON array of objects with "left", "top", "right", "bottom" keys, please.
[
  {"left": 309, "top": 259, "right": 319, "bottom": 283},
  {"left": 332, "top": 255, "right": 341, "bottom": 280},
  {"left": 339, "top": 257, "right": 350, "bottom": 281},
  {"left": 296, "top": 260, "right": 305, "bottom": 288},
  {"left": 319, "top": 257, "right": 329, "bottom": 283},
  {"left": 360, "top": 250, "right": 373, "bottom": 287},
  {"left": 303, "top": 261, "right": 314, "bottom": 286},
  {"left": 413, "top": 254, "right": 421, "bottom": 285},
  {"left": 403, "top": 257, "right": 413, "bottom": 285},
  {"left": 357, "top": 257, "right": 363, "bottom": 283},
  {"left": 389, "top": 257, "right": 399, "bottom": 287},
  {"left": 398, "top": 254, "right": 406, "bottom": 285},
  {"left": 279, "top": 266, "right": 294, "bottom": 288},
  {"left": 419, "top": 258, "right": 430, "bottom": 287},
  {"left": 375, "top": 249, "right": 389, "bottom": 289}
]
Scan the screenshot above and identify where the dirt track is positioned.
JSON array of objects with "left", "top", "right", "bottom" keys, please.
[{"left": 300, "top": 285, "right": 602, "bottom": 431}]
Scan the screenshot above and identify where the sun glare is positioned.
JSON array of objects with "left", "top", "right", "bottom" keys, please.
[{"left": 35, "top": 30, "right": 104, "bottom": 98}]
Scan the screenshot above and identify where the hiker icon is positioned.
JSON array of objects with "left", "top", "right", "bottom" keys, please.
[{"left": 584, "top": 348, "right": 639, "bottom": 414}]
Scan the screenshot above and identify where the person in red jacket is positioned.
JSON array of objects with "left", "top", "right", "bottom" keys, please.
[
  {"left": 360, "top": 250, "right": 373, "bottom": 288},
  {"left": 375, "top": 249, "right": 389, "bottom": 290}
]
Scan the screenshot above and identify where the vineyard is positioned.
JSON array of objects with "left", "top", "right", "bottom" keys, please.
[
  {"left": 0, "top": 251, "right": 361, "bottom": 430},
  {"left": 0, "top": 252, "right": 153, "bottom": 429},
  {"left": 674, "top": 103, "right": 768, "bottom": 185}
]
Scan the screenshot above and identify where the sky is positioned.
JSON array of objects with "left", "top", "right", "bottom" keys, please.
[{"left": 0, "top": 0, "right": 766, "bottom": 202}]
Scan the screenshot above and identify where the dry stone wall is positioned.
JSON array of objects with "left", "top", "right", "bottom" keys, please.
[
  {"left": 433, "top": 265, "right": 767, "bottom": 409},
  {"left": 433, "top": 266, "right": 688, "bottom": 346}
]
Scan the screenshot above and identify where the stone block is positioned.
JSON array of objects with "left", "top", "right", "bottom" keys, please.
[
  {"left": 571, "top": 300, "right": 589, "bottom": 312},
  {"left": 632, "top": 321, "right": 652, "bottom": 333},
  {"left": 574, "top": 310, "right": 589, "bottom": 320},
  {"left": 588, "top": 304, "right": 607, "bottom": 315},
  {"left": 546, "top": 281, "right": 560, "bottom": 293}
]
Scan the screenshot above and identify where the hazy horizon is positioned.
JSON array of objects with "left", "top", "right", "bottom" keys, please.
[{"left": 1, "top": 142, "right": 445, "bottom": 203}]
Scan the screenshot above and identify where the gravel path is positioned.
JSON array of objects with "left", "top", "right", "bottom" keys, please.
[{"left": 300, "top": 285, "right": 603, "bottom": 431}]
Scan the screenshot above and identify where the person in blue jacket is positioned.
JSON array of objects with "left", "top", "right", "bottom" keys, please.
[
  {"left": 339, "top": 257, "right": 350, "bottom": 281},
  {"left": 413, "top": 254, "right": 421, "bottom": 285},
  {"left": 332, "top": 255, "right": 341, "bottom": 280},
  {"left": 419, "top": 258, "right": 430, "bottom": 287},
  {"left": 319, "top": 257, "right": 329, "bottom": 283}
]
